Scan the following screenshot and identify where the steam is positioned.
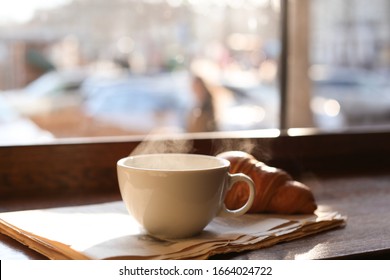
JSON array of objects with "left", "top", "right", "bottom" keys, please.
[
  {"left": 212, "top": 138, "right": 256, "bottom": 156},
  {"left": 130, "top": 133, "right": 194, "bottom": 156},
  {"left": 212, "top": 137, "right": 272, "bottom": 162},
  {"left": 129, "top": 132, "right": 270, "bottom": 165}
]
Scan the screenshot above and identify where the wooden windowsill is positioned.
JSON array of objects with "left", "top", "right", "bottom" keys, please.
[{"left": 1, "top": 169, "right": 390, "bottom": 260}]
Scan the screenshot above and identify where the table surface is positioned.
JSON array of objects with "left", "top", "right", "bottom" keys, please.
[{"left": 1, "top": 171, "right": 390, "bottom": 260}]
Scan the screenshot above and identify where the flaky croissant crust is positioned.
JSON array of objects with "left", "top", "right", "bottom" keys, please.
[{"left": 217, "top": 151, "right": 317, "bottom": 214}]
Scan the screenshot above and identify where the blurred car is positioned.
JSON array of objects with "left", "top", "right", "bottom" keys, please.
[
  {"left": 81, "top": 71, "right": 193, "bottom": 133},
  {"left": 0, "top": 95, "right": 53, "bottom": 145},
  {"left": 310, "top": 66, "right": 390, "bottom": 129},
  {"left": 1, "top": 69, "right": 87, "bottom": 116},
  {"left": 219, "top": 82, "right": 279, "bottom": 131}
]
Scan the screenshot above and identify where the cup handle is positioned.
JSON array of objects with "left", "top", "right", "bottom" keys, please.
[{"left": 218, "top": 173, "right": 255, "bottom": 217}]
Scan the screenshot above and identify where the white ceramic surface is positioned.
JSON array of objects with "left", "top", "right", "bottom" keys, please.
[{"left": 117, "top": 153, "right": 255, "bottom": 239}]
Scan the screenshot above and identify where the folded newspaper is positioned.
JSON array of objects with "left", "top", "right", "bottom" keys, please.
[{"left": 0, "top": 201, "right": 346, "bottom": 260}]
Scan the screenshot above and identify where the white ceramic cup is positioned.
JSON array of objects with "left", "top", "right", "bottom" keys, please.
[{"left": 117, "top": 153, "right": 255, "bottom": 239}]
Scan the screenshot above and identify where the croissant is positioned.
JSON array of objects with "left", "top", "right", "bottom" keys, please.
[{"left": 217, "top": 151, "right": 317, "bottom": 214}]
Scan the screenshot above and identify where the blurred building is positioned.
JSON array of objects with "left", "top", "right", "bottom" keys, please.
[
  {"left": 311, "top": 0, "right": 390, "bottom": 69},
  {"left": 1, "top": 0, "right": 281, "bottom": 90},
  {"left": 0, "top": 37, "right": 56, "bottom": 89}
]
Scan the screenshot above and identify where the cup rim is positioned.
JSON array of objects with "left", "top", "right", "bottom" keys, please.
[{"left": 117, "top": 153, "right": 230, "bottom": 172}]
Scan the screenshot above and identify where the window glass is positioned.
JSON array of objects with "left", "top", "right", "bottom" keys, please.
[
  {"left": 310, "top": 0, "right": 390, "bottom": 130},
  {"left": 0, "top": 0, "right": 281, "bottom": 145}
]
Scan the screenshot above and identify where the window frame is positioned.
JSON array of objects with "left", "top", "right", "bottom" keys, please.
[{"left": 1, "top": 127, "right": 390, "bottom": 202}]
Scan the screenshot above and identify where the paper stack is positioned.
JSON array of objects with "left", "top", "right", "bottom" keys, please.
[{"left": 0, "top": 201, "right": 346, "bottom": 260}]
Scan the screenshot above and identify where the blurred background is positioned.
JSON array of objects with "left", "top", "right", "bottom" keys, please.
[{"left": 0, "top": 0, "right": 389, "bottom": 144}]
